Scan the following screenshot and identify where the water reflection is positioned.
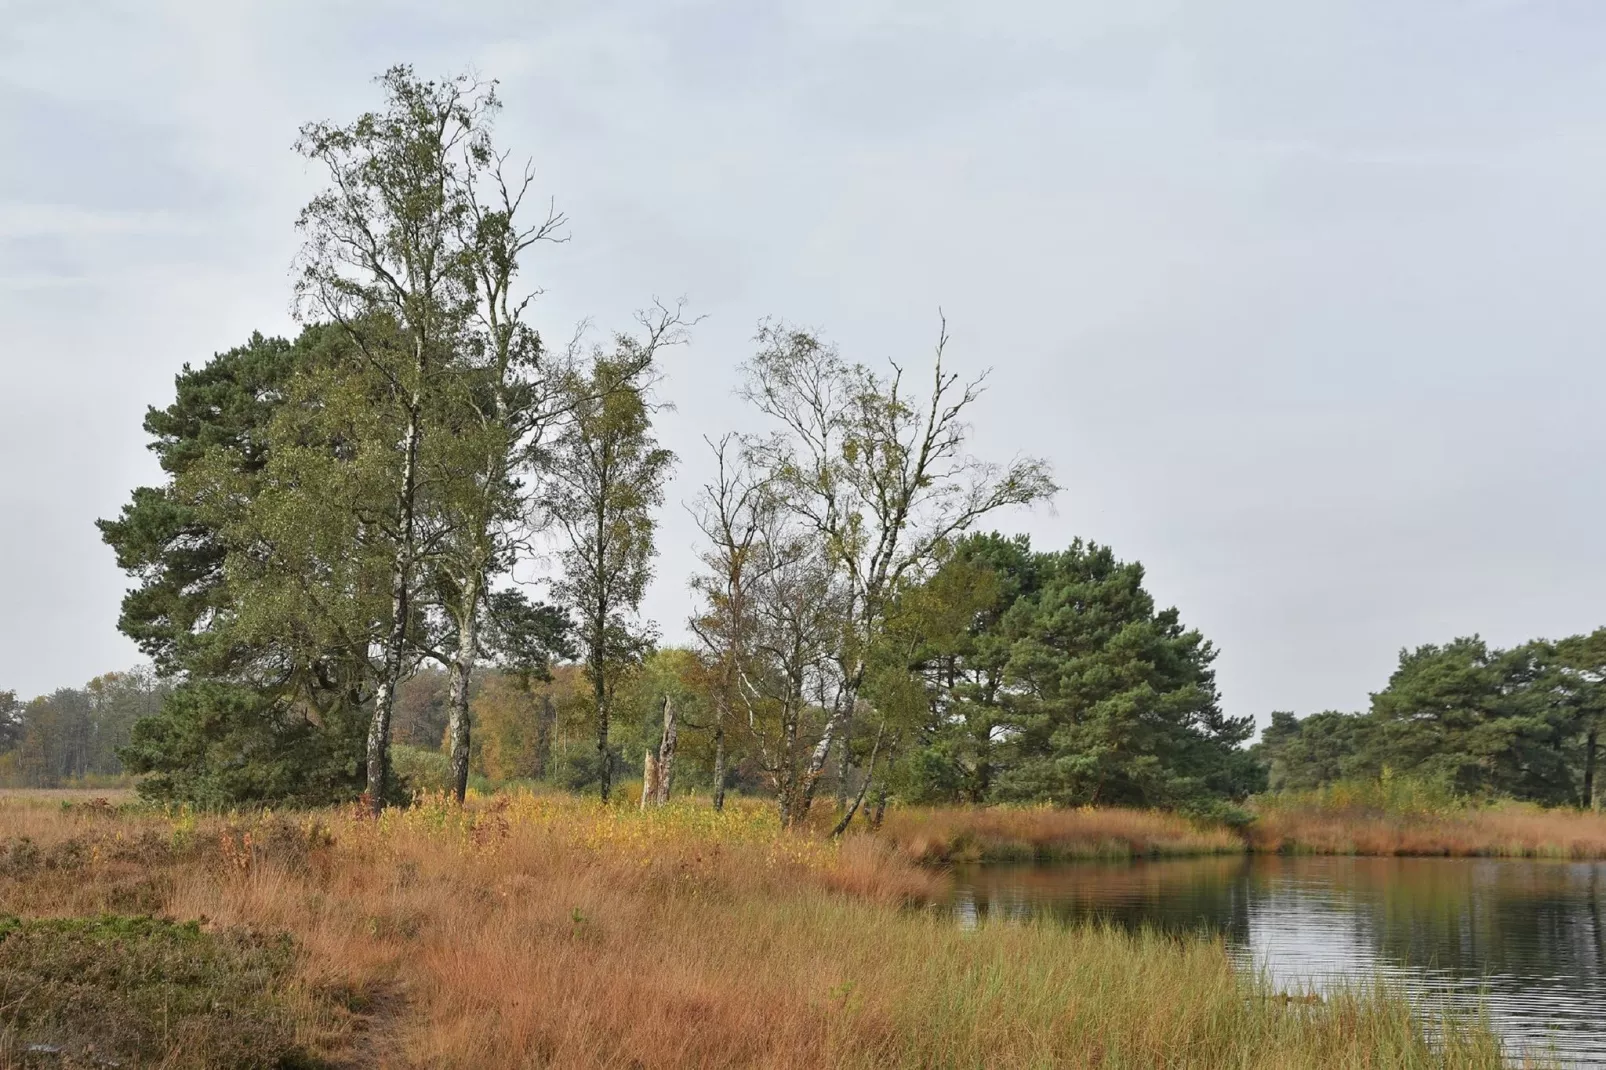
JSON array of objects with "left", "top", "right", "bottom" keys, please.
[{"left": 949, "top": 856, "right": 1606, "bottom": 1066}]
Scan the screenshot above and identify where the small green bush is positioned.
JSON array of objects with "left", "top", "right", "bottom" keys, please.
[
  {"left": 391, "top": 743, "right": 452, "bottom": 796},
  {"left": 1259, "top": 769, "right": 1466, "bottom": 817}
]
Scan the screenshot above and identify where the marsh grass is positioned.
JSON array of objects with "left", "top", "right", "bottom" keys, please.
[
  {"left": 0, "top": 790, "right": 1540, "bottom": 1067},
  {"left": 865, "top": 788, "right": 1606, "bottom": 862},
  {"left": 872, "top": 804, "right": 1245, "bottom": 864},
  {"left": 1250, "top": 785, "right": 1606, "bottom": 858}
]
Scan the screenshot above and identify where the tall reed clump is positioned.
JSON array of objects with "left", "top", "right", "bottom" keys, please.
[
  {"left": 1251, "top": 777, "right": 1606, "bottom": 858},
  {"left": 0, "top": 791, "right": 1525, "bottom": 1069},
  {"left": 873, "top": 804, "right": 1245, "bottom": 863}
]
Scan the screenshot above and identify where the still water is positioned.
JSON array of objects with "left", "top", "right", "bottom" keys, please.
[{"left": 949, "top": 856, "right": 1606, "bottom": 1066}]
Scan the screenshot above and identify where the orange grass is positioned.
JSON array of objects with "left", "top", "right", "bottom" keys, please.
[
  {"left": 0, "top": 792, "right": 1528, "bottom": 1069},
  {"left": 1249, "top": 799, "right": 1606, "bottom": 858},
  {"left": 873, "top": 804, "right": 1245, "bottom": 863},
  {"left": 869, "top": 793, "right": 1606, "bottom": 862}
]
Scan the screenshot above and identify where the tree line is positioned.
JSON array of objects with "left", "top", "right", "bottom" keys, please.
[
  {"left": 63, "top": 65, "right": 1600, "bottom": 820},
  {"left": 0, "top": 672, "right": 167, "bottom": 788},
  {"left": 76, "top": 64, "right": 1261, "bottom": 820},
  {"left": 1256, "top": 631, "right": 1606, "bottom": 809}
]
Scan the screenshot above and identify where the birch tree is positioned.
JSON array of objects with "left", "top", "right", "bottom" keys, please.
[
  {"left": 417, "top": 135, "right": 569, "bottom": 803},
  {"left": 294, "top": 67, "right": 488, "bottom": 810},
  {"left": 295, "top": 66, "right": 584, "bottom": 808},
  {"left": 548, "top": 314, "right": 683, "bottom": 802},
  {"left": 737, "top": 317, "right": 1056, "bottom": 823},
  {"left": 742, "top": 517, "right": 847, "bottom": 826},
  {"left": 688, "top": 435, "right": 770, "bottom": 811}
]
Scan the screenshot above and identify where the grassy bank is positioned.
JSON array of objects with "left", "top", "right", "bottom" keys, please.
[
  {"left": 0, "top": 791, "right": 1528, "bottom": 1069},
  {"left": 1247, "top": 782, "right": 1606, "bottom": 858},
  {"left": 867, "top": 789, "right": 1606, "bottom": 863},
  {"left": 872, "top": 804, "right": 1244, "bottom": 863}
]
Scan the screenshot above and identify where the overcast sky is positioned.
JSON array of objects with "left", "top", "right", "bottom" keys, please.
[{"left": 3, "top": 1, "right": 1604, "bottom": 728}]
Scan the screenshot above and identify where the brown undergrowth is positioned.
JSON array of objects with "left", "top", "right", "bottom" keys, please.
[
  {"left": 0, "top": 791, "right": 1531, "bottom": 1068},
  {"left": 871, "top": 795, "right": 1606, "bottom": 862},
  {"left": 872, "top": 803, "right": 1244, "bottom": 863},
  {"left": 1248, "top": 797, "right": 1606, "bottom": 858}
]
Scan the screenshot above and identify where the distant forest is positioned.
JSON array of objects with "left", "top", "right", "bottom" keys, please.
[
  {"left": 10, "top": 67, "right": 1599, "bottom": 819},
  {"left": 0, "top": 673, "right": 164, "bottom": 788},
  {"left": 1256, "top": 631, "right": 1605, "bottom": 810}
]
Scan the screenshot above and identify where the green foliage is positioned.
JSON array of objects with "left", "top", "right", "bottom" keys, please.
[
  {"left": 0, "top": 671, "right": 167, "bottom": 788},
  {"left": 1255, "top": 710, "right": 1369, "bottom": 792},
  {"left": 1363, "top": 637, "right": 1573, "bottom": 801},
  {"left": 1259, "top": 769, "right": 1465, "bottom": 818},
  {"left": 549, "top": 352, "right": 674, "bottom": 675},
  {"left": 731, "top": 322, "right": 1057, "bottom": 823},
  {"left": 97, "top": 331, "right": 306, "bottom": 676},
  {"left": 887, "top": 742, "right": 967, "bottom": 805},
  {"left": 122, "top": 680, "right": 369, "bottom": 807},
  {"left": 549, "top": 345, "right": 678, "bottom": 801},
  {"left": 940, "top": 537, "right": 1251, "bottom": 808},
  {"left": 0, "top": 914, "right": 315, "bottom": 1069},
  {"left": 903, "top": 534, "right": 1039, "bottom": 803},
  {"left": 554, "top": 745, "right": 620, "bottom": 794},
  {"left": 194, "top": 326, "right": 401, "bottom": 676},
  {"left": 1257, "top": 630, "right": 1606, "bottom": 808},
  {"left": 99, "top": 326, "right": 381, "bottom": 807},
  {"left": 0, "top": 692, "right": 20, "bottom": 755},
  {"left": 479, "top": 590, "right": 575, "bottom": 675},
  {"left": 878, "top": 534, "right": 1257, "bottom": 811},
  {"left": 392, "top": 743, "right": 453, "bottom": 795}
]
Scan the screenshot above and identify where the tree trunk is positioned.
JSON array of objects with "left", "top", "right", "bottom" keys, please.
[
  {"left": 834, "top": 733, "right": 851, "bottom": 812},
  {"left": 869, "top": 783, "right": 889, "bottom": 831},
  {"left": 829, "top": 723, "right": 884, "bottom": 838},
  {"left": 366, "top": 401, "right": 422, "bottom": 814},
  {"left": 532, "top": 693, "right": 555, "bottom": 780},
  {"left": 970, "top": 713, "right": 994, "bottom": 804},
  {"left": 641, "top": 751, "right": 659, "bottom": 809},
  {"left": 366, "top": 598, "right": 408, "bottom": 813},
  {"left": 445, "top": 591, "right": 480, "bottom": 804},
  {"left": 795, "top": 687, "right": 854, "bottom": 822},
  {"left": 1585, "top": 727, "right": 1599, "bottom": 811},
  {"left": 778, "top": 695, "right": 801, "bottom": 827},
  {"left": 711, "top": 693, "right": 728, "bottom": 812},
  {"left": 655, "top": 694, "right": 678, "bottom": 805},
  {"left": 594, "top": 659, "right": 611, "bottom": 803}
]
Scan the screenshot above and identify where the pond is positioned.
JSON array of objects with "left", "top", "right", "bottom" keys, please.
[{"left": 948, "top": 855, "right": 1606, "bottom": 1067}]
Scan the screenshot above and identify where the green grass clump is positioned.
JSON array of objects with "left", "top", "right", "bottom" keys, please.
[
  {"left": 1259, "top": 772, "right": 1466, "bottom": 819},
  {"left": 0, "top": 914, "right": 317, "bottom": 1069}
]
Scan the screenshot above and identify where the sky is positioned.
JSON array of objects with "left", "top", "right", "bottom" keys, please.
[{"left": 3, "top": 1, "right": 1605, "bottom": 729}]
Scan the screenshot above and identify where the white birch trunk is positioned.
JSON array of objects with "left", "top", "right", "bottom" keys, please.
[{"left": 654, "top": 695, "right": 678, "bottom": 805}]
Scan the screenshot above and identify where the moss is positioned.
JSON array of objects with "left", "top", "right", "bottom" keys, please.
[{"left": 0, "top": 914, "right": 320, "bottom": 1069}]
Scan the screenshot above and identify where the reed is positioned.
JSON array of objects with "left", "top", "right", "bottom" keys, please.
[
  {"left": 872, "top": 803, "right": 1245, "bottom": 863},
  {"left": 0, "top": 790, "right": 1528, "bottom": 1068},
  {"left": 1248, "top": 782, "right": 1606, "bottom": 858}
]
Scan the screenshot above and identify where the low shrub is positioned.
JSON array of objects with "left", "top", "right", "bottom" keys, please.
[{"left": 0, "top": 914, "right": 317, "bottom": 1069}]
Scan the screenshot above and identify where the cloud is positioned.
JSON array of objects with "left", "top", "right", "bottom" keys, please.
[
  {"left": 2, "top": 0, "right": 1605, "bottom": 729},
  {"left": 0, "top": 203, "right": 199, "bottom": 239}
]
